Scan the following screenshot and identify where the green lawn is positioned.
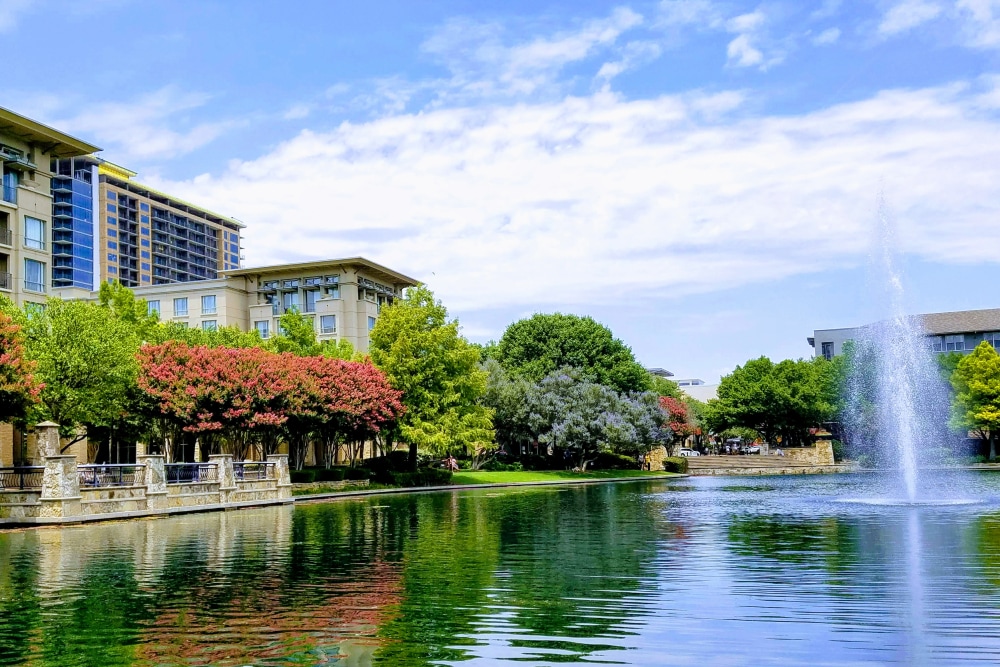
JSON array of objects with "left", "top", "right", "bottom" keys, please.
[{"left": 450, "top": 469, "right": 676, "bottom": 485}]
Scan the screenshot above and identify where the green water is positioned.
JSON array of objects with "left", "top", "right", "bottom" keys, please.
[{"left": 3, "top": 475, "right": 1000, "bottom": 665}]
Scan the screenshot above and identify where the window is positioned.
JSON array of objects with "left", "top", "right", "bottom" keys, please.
[
  {"left": 326, "top": 285, "right": 340, "bottom": 299},
  {"left": 141, "top": 250, "right": 150, "bottom": 259},
  {"left": 173, "top": 297, "right": 188, "bottom": 316},
  {"left": 304, "top": 289, "right": 318, "bottom": 313},
  {"left": 201, "top": 294, "right": 217, "bottom": 315},
  {"left": 107, "top": 191, "right": 116, "bottom": 200},
  {"left": 282, "top": 278, "right": 300, "bottom": 289},
  {"left": 108, "top": 253, "right": 117, "bottom": 262},
  {"left": 368, "top": 316, "right": 376, "bottom": 331},
  {"left": 107, "top": 203, "right": 116, "bottom": 212},
  {"left": 304, "top": 276, "right": 322, "bottom": 287},
  {"left": 261, "top": 280, "right": 278, "bottom": 290},
  {"left": 945, "top": 334, "right": 964, "bottom": 352},
  {"left": 24, "top": 217, "right": 45, "bottom": 250},
  {"left": 202, "top": 320, "right": 217, "bottom": 331},
  {"left": 320, "top": 315, "right": 336, "bottom": 334},
  {"left": 141, "top": 262, "right": 150, "bottom": 271},
  {"left": 24, "top": 259, "right": 44, "bottom": 292},
  {"left": 108, "top": 228, "right": 117, "bottom": 238},
  {"left": 821, "top": 342, "right": 834, "bottom": 361},
  {"left": 325, "top": 275, "right": 340, "bottom": 284},
  {"left": 148, "top": 300, "right": 160, "bottom": 316},
  {"left": 140, "top": 202, "right": 149, "bottom": 211},
  {"left": 255, "top": 320, "right": 270, "bottom": 338},
  {"left": 282, "top": 291, "right": 300, "bottom": 312},
  {"left": 265, "top": 293, "right": 279, "bottom": 315},
  {"left": 108, "top": 241, "right": 117, "bottom": 250}
]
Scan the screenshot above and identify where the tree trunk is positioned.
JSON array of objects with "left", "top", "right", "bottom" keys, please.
[
  {"left": 408, "top": 440, "right": 418, "bottom": 471},
  {"left": 991, "top": 432, "right": 996, "bottom": 462}
]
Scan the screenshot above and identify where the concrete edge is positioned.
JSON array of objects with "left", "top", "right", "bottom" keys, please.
[
  {"left": 0, "top": 496, "right": 295, "bottom": 529},
  {"left": 292, "top": 473, "right": 687, "bottom": 504}
]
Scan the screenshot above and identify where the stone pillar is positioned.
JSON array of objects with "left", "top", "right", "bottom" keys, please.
[
  {"left": 209, "top": 454, "right": 235, "bottom": 504},
  {"left": 136, "top": 441, "right": 147, "bottom": 458},
  {"left": 137, "top": 455, "right": 167, "bottom": 510},
  {"left": 267, "top": 454, "right": 292, "bottom": 500},
  {"left": 34, "top": 422, "right": 61, "bottom": 462},
  {"left": 193, "top": 439, "right": 202, "bottom": 463},
  {"left": 39, "top": 456, "right": 81, "bottom": 518},
  {"left": 814, "top": 440, "right": 835, "bottom": 465}
]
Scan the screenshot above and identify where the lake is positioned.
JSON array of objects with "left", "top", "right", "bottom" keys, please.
[{"left": 2, "top": 473, "right": 1000, "bottom": 666}]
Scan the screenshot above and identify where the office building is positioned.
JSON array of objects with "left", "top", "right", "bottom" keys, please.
[
  {"left": 0, "top": 107, "right": 100, "bottom": 308},
  {"left": 130, "top": 257, "right": 419, "bottom": 354},
  {"left": 809, "top": 308, "right": 1000, "bottom": 360},
  {"left": 50, "top": 156, "right": 243, "bottom": 293}
]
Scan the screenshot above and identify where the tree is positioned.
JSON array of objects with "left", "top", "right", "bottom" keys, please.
[
  {"left": 494, "top": 313, "right": 651, "bottom": 394},
  {"left": 659, "top": 396, "right": 692, "bottom": 454},
  {"left": 15, "top": 299, "right": 141, "bottom": 449},
  {"left": 98, "top": 280, "right": 160, "bottom": 338},
  {"left": 480, "top": 359, "right": 534, "bottom": 459},
  {"left": 0, "top": 309, "right": 41, "bottom": 425},
  {"left": 951, "top": 341, "right": 1000, "bottom": 460},
  {"left": 369, "top": 286, "right": 493, "bottom": 466},
  {"left": 705, "top": 356, "right": 835, "bottom": 447},
  {"left": 267, "top": 307, "right": 320, "bottom": 356}
]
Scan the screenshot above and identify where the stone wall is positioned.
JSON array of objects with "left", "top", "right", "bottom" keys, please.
[{"left": 781, "top": 441, "right": 835, "bottom": 466}]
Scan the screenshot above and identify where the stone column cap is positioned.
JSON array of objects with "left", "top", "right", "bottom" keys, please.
[{"left": 35, "top": 421, "right": 60, "bottom": 428}]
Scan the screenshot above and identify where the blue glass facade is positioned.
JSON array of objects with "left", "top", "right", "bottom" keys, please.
[{"left": 51, "top": 159, "right": 95, "bottom": 289}]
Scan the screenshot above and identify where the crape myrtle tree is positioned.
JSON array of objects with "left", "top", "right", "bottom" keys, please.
[
  {"left": 659, "top": 396, "right": 693, "bottom": 455},
  {"left": 137, "top": 341, "right": 402, "bottom": 467},
  {"left": 705, "top": 356, "right": 836, "bottom": 447},
  {"left": 369, "top": 286, "right": 493, "bottom": 468},
  {"left": 494, "top": 313, "right": 652, "bottom": 394},
  {"left": 950, "top": 341, "right": 1000, "bottom": 461},
  {"left": 0, "top": 308, "right": 42, "bottom": 425}
]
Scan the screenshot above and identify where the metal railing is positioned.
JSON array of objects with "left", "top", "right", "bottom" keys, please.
[
  {"left": 233, "top": 462, "right": 275, "bottom": 481},
  {"left": 0, "top": 228, "right": 10, "bottom": 246},
  {"left": 78, "top": 464, "right": 145, "bottom": 488},
  {"left": 0, "top": 272, "right": 10, "bottom": 291},
  {"left": 164, "top": 463, "right": 218, "bottom": 484},
  {"left": 0, "top": 466, "right": 44, "bottom": 490}
]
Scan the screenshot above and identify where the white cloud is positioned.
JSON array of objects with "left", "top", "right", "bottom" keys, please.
[
  {"left": 813, "top": 27, "right": 841, "bottom": 45},
  {"left": 878, "top": 0, "right": 943, "bottom": 36},
  {"left": 724, "top": 10, "right": 783, "bottom": 70},
  {"left": 156, "top": 79, "right": 1000, "bottom": 316},
  {"left": 727, "top": 33, "right": 765, "bottom": 66},
  {"left": 596, "top": 40, "right": 663, "bottom": 84},
  {"left": 421, "top": 8, "right": 643, "bottom": 100},
  {"left": 35, "top": 87, "right": 240, "bottom": 161},
  {"left": 957, "top": 0, "right": 1000, "bottom": 47},
  {"left": 0, "top": 0, "right": 31, "bottom": 32},
  {"left": 658, "top": 0, "right": 725, "bottom": 28}
]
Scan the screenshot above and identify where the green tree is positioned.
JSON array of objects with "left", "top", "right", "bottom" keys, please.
[
  {"left": 705, "top": 356, "right": 834, "bottom": 446},
  {"left": 950, "top": 341, "right": 1000, "bottom": 460},
  {"left": 267, "top": 307, "right": 320, "bottom": 356},
  {"left": 369, "top": 286, "right": 494, "bottom": 466},
  {"left": 494, "top": 313, "right": 651, "bottom": 394},
  {"left": 651, "top": 374, "right": 682, "bottom": 398},
  {"left": 98, "top": 280, "right": 160, "bottom": 338}
]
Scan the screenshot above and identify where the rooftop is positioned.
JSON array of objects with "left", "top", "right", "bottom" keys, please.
[
  {"left": 223, "top": 257, "right": 420, "bottom": 287},
  {"left": 0, "top": 107, "right": 100, "bottom": 158}
]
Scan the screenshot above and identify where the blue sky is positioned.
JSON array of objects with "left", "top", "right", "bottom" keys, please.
[{"left": 6, "top": 0, "right": 1000, "bottom": 381}]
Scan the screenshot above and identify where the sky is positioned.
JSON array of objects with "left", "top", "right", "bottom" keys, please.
[{"left": 5, "top": 0, "right": 1000, "bottom": 381}]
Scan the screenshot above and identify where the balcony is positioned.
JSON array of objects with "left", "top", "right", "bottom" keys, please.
[
  {"left": 0, "top": 272, "right": 10, "bottom": 291},
  {"left": 0, "top": 228, "right": 10, "bottom": 246},
  {"left": 1, "top": 185, "right": 15, "bottom": 205}
]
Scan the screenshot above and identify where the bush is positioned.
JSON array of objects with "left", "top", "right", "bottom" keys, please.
[
  {"left": 386, "top": 468, "right": 453, "bottom": 487},
  {"left": 663, "top": 457, "right": 688, "bottom": 474},
  {"left": 345, "top": 467, "right": 373, "bottom": 481},
  {"left": 831, "top": 439, "right": 845, "bottom": 463},
  {"left": 290, "top": 469, "right": 318, "bottom": 484},
  {"left": 480, "top": 460, "right": 523, "bottom": 472},
  {"left": 519, "top": 454, "right": 553, "bottom": 471},
  {"left": 315, "top": 467, "right": 347, "bottom": 482},
  {"left": 966, "top": 454, "right": 988, "bottom": 465},
  {"left": 591, "top": 452, "right": 640, "bottom": 470},
  {"left": 367, "top": 450, "right": 412, "bottom": 473}
]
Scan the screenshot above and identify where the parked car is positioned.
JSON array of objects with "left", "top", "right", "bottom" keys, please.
[{"left": 679, "top": 448, "right": 700, "bottom": 457}]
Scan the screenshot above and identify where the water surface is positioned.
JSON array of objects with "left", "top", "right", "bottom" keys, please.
[{"left": 3, "top": 474, "right": 1000, "bottom": 666}]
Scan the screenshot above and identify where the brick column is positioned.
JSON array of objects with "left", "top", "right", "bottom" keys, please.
[
  {"left": 267, "top": 454, "right": 292, "bottom": 500},
  {"left": 137, "top": 455, "right": 167, "bottom": 510},
  {"left": 39, "top": 456, "right": 81, "bottom": 518},
  {"left": 209, "top": 454, "right": 235, "bottom": 504}
]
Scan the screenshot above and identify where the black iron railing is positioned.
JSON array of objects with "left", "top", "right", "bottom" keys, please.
[
  {"left": 164, "top": 463, "right": 218, "bottom": 484},
  {"left": 233, "top": 462, "right": 275, "bottom": 481},
  {"left": 0, "top": 466, "right": 44, "bottom": 490},
  {"left": 78, "top": 464, "right": 144, "bottom": 488}
]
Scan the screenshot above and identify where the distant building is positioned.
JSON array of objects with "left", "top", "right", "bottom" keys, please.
[
  {"left": 809, "top": 308, "right": 1000, "bottom": 360},
  {"left": 647, "top": 368, "right": 674, "bottom": 377},
  {"left": 674, "top": 379, "right": 718, "bottom": 402},
  {"left": 51, "top": 156, "right": 244, "bottom": 292}
]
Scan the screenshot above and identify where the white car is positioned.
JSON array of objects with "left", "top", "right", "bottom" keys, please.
[{"left": 679, "top": 448, "right": 700, "bottom": 457}]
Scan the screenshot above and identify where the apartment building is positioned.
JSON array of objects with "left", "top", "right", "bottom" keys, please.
[
  {"left": 0, "top": 107, "right": 100, "bottom": 308},
  {"left": 809, "top": 308, "right": 1000, "bottom": 360},
  {"left": 50, "top": 156, "right": 243, "bottom": 292},
  {"left": 130, "top": 257, "right": 419, "bottom": 353}
]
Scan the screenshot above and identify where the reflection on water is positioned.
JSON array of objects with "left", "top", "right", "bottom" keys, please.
[{"left": 2, "top": 474, "right": 1000, "bottom": 665}]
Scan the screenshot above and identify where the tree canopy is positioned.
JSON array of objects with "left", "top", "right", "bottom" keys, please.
[
  {"left": 0, "top": 308, "right": 41, "bottom": 425},
  {"left": 369, "top": 286, "right": 493, "bottom": 463},
  {"left": 493, "top": 313, "right": 651, "bottom": 394},
  {"left": 950, "top": 341, "right": 1000, "bottom": 460}
]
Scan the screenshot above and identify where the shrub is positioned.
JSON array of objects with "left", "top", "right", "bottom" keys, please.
[
  {"left": 480, "top": 460, "right": 523, "bottom": 472},
  {"left": 345, "top": 467, "right": 373, "bottom": 481},
  {"left": 290, "top": 469, "right": 318, "bottom": 484},
  {"left": 663, "top": 457, "right": 688, "bottom": 474},
  {"left": 519, "top": 453, "right": 552, "bottom": 471},
  {"left": 316, "top": 467, "right": 347, "bottom": 482},
  {"left": 966, "top": 454, "right": 988, "bottom": 465},
  {"left": 368, "top": 450, "right": 413, "bottom": 473},
  {"left": 831, "top": 439, "right": 845, "bottom": 463},
  {"left": 856, "top": 454, "right": 874, "bottom": 469},
  {"left": 387, "top": 468, "right": 453, "bottom": 487},
  {"left": 591, "top": 452, "right": 640, "bottom": 470}
]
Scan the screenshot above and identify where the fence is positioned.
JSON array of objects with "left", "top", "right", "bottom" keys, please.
[
  {"left": 164, "top": 463, "right": 218, "bottom": 484},
  {"left": 0, "top": 467, "right": 44, "bottom": 490},
  {"left": 233, "top": 461, "right": 275, "bottom": 481},
  {"left": 78, "top": 464, "right": 145, "bottom": 488}
]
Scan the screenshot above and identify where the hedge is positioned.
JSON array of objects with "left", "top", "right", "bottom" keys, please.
[{"left": 663, "top": 457, "right": 689, "bottom": 474}]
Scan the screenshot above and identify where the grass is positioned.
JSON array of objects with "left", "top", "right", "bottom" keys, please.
[{"left": 450, "top": 469, "right": 676, "bottom": 485}]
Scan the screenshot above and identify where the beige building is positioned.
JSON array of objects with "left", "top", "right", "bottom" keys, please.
[
  {"left": 129, "top": 257, "right": 419, "bottom": 353},
  {"left": 0, "top": 107, "right": 100, "bottom": 309}
]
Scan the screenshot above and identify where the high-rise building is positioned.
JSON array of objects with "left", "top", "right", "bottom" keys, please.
[
  {"left": 51, "top": 156, "right": 243, "bottom": 292},
  {"left": 0, "top": 107, "right": 100, "bottom": 308}
]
